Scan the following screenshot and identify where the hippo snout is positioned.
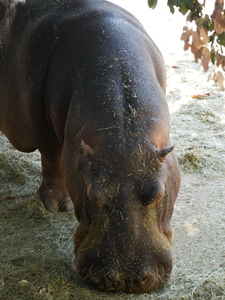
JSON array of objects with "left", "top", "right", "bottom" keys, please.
[
  {"left": 80, "top": 261, "right": 172, "bottom": 293},
  {"left": 104, "top": 266, "right": 165, "bottom": 291},
  {"left": 77, "top": 246, "right": 173, "bottom": 293},
  {"left": 75, "top": 188, "right": 175, "bottom": 293}
]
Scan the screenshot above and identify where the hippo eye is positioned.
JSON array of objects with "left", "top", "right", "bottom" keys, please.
[{"left": 139, "top": 181, "right": 165, "bottom": 206}]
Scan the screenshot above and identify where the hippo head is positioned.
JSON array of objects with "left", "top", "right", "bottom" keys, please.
[{"left": 71, "top": 139, "right": 177, "bottom": 293}]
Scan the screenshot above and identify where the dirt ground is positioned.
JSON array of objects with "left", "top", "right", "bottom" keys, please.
[{"left": 0, "top": 1, "right": 225, "bottom": 300}]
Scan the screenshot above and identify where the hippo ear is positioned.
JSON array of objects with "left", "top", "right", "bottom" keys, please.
[
  {"left": 81, "top": 140, "right": 96, "bottom": 160},
  {"left": 156, "top": 146, "right": 174, "bottom": 162}
]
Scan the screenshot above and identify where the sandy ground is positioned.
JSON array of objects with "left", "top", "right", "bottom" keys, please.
[{"left": 0, "top": 1, "right": 225, "bottom": 299}]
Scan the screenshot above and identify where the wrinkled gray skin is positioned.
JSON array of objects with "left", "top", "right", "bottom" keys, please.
[{"left": 0, "top": 0, "right": 180, "bottom": 293}]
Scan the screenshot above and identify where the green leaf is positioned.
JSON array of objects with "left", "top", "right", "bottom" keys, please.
[
  {"left": 173, "top": 0, "right": 182, "bottom": 5},
  {"left": 179, "top": 1, "right": 189, "bottom": 15},
  {"left": 184, "top": 0, "right": 195, "bottom": 11},
  {"left": 208, "top": 22, "right": 214, "bottom": 32},
  {"left": 209, "top": 34, "right": 215, "bottom": 44},
  {"left": 148, "top": 0, "right": 157, "bottom": 9},
  {"left": 202, "top": 20, "right": 208, "bottom": 29},
  {"left": 217, "top": 32, "right": 225, "bottom": 46},
  {"left": 202, "top": 16, "right": 214, "bottom": 32},
  {"left": 211, "top": 49, "right": 215, "bottom": 64},
  {"left": 167, "top": 0, "right": 175, "bottom": 14}
]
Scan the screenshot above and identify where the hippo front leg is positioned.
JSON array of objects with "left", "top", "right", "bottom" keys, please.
[{"left": 36, "top": 144, "right": 74, "bottom": 212}]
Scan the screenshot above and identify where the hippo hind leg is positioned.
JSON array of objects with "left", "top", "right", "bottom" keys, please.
[{"left": 36, "top": 144, "right": 74, "bottom": 212}]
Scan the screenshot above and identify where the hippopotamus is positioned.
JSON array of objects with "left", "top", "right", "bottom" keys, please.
[{"left": 0, "top": 0, "right": 180, "bottom": 293}]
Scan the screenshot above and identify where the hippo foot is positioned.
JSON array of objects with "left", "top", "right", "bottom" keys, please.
[{"left": 36, "top": 187, "right": 74, "bottom": 213}]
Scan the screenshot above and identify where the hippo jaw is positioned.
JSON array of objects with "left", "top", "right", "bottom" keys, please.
[
  {"left": 77, "top": 260, "right": 172, "bottom": 294},
  {"left": 74, "top": 196, "right": 173, "bottom": 293}
]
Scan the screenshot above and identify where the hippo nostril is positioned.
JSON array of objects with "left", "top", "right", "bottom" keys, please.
[
  {"left": 136, "top": 267, "right": 153, "bottom": 285},
  {"left": 142, "top": 274, "right": 150, "bottom": 282}
]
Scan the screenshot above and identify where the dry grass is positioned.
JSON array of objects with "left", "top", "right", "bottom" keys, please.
[{"left": 178, "top": 147, "right": 207, "bottom": 171}]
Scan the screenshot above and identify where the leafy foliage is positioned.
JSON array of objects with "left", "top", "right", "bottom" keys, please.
[{"left": 148, "top": 0, "right": 225, "bottom": 90}]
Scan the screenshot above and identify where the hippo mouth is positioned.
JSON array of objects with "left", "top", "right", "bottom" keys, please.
[
  {"left": 76, "top": 252, "right": 172, "bottom": 293},
  {"left": 77, "top": 264, "right": 171, "bottom": 293},
  {"left": 74, "top": 205, "right": 174, "bottom": 293}
]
